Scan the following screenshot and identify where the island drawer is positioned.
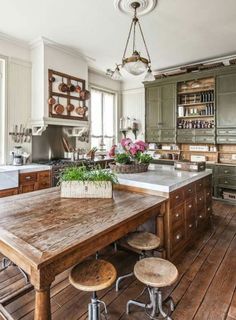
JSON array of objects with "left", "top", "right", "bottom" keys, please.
[
  {"left": 185, "top": 198, "right": 196, "bottom": 217},
  {"left": 184, "top": 183, "right": 196, "bottom": 199},
  {"left": 196, "top": 179, "right": 204, "bottom": 192},
  {"left": 205, "top": 204, "right": 212, "bottom": 217},
  {"left": 186, "top": 215, "right": 196, "bottom": 239},
  {"left": 170, "top": 203, "right": 185, "bottom": 229},
  {"left": 171, "top": 225, "right": 185, "bottom": 253},
  {"left": 196, "top": 191, "right": 205, "bottom": 210},
  {"left": 170, "top": 189, "right": 184, "bottom": 208},
  {"left": 19, "top": 172, "right": 37, "bottom": 184}
]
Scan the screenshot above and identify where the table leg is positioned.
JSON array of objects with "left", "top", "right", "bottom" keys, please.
[{"left": 34, "top": 287, "right": 51, "bottom": 320}]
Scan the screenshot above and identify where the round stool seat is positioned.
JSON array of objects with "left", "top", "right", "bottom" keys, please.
[
  {"left": 69, "top": 259, "right": 117, "bottom": 292},
  {"left": 134, "top": 257, "right": 178, "bottom": 288},
  {"left": 126, "top": 232, "right": 160, "bottom": 251}
]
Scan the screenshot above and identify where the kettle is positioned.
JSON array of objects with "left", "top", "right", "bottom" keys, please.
[{"left": 12, "top": 146, "right": 23, "bottom": 166}]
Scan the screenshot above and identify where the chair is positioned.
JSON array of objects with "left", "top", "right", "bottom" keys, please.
[
  {"left": 127, "top": 257, "right": 178, "bottom": 320},
  {"left": 115, "top": 231, "right": 160, "bottom": 291},
  {"left": 69, "top": 259, "right": 117, "bottom": 320}
]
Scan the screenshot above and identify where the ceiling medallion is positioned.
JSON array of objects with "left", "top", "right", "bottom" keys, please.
[{"left": 114, "top": 0, "right": 157, "bottom": 16}]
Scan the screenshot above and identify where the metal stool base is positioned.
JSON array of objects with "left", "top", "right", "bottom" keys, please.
[
  {"left": 127, "top": 287, "right": 174, "bottom": 320},
  {"left": 88, "top": 292, "right": 108, "bottom": 320},
  {"left": 2, "top": 258, "right": 29, "bottom": 284}
]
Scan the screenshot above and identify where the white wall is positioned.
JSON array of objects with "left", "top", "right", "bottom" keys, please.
[
  {"left": 0, "top": 37, "right": 31, "bottom": 164},
  {"left": 121, "top": 79, "right": 145, "bottom": 141}
]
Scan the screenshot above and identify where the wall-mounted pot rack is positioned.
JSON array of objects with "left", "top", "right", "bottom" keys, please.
[{"left": 48, "top": 69, "right": 89, "bottom": 121}]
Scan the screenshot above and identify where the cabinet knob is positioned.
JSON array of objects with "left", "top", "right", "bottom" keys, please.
[
  {"left": 207, "top": 207, "right": 211, "bottom": 211},
  {"left": 224, "top": 181, "right": 228, "bottom": 184},
  {"left": 175, "top": 213, "right": 180, "bottom": 218},
  {"left": 199, "top": 215, "right": 203, "bottom": 219},
  {"left": 224, "top": 170, "right": 229, "bottom": 174},
  {"left": 176, "top": 234, "right": 181, "bottom": 240},
  {"left": 188, "top": 188, "right": 192, "bottom": 192},
  {"left": 189, "top": 224, "right": 193, "bottom": 228},
  {"left": 25, "top": 176, "right": 31, "bottom": 180},
  {"left": 199, "top": 197, "right": 202, "bottom": 201},
  {"left": 207, "top": 192, "right": 210, "bottom": 196},
  {"left": 175, "top": 195, "right": 179, "bottom": 199},
  {"left": 188, "top": 204, "right": 192, "bottom": 208}
]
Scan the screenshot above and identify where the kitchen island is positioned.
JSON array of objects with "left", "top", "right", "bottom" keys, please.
[{"left": 115, "top": 164, "right": 213, "bottom": 259}]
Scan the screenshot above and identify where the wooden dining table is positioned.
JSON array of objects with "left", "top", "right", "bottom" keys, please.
[{"left": 0, "top": 187, "right": 167, "bottom": 320}]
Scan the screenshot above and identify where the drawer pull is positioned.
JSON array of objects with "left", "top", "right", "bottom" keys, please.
[
  {"left": 199, "top": 197, "right": 202, "bottom": 201},
  {"left": 188, "top": 188, "right": 192, "bottom": 192},
  {"left": 207, "top": 192, "right": 210, "bottom": 196},
  {"left": 207, "top": 207, "right": 211, "bottom": 211},
  {"left": 188, "top": 204, "right": 192, "bottom": 208},
  {"left": 25, "top": 176, "right": 32, "bottom": 180},
  {"left": 176, "top": 234, "right": 181, "bottom": 240},
  {"left": 224, "top": 170, "right": 229, "bottom": 174},
  {"left": 189, "top": 224, "right": 193, "bottom": 228},
  {"left": 199, "top": 183, "right": 202, "bottom": 187},
  {"left": 175, "top": 195, "right": 180, "bottom": 199},
  {"left": 199, "top": 215, "right": 203, "bottom": 219},
  {"left": 175, "top": 213, "right": 180, "bottom": 218}
]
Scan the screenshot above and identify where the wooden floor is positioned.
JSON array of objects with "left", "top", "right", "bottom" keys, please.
[{"left": 0, "top": 200, "right": 236, "bottom": 320}]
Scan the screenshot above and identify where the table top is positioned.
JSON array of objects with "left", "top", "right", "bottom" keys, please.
[
  {"left": 118, "top": 164, "right": 212, "bottom": 192},
  {"left": 0, "top": 188, "right": 166, "bottom": 269}
]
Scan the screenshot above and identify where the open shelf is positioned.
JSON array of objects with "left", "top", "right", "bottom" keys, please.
[
  {"left": 178, "top": 101, "right": 214, "bottom": 106},
  {"left": 177, "top": 115, "right": 214, "bottom": 119},
  {"left": 178, "top": 88, "right": 215, "bottom": 95}
]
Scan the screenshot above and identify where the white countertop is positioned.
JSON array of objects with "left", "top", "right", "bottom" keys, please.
[
  {"left": 117, "top": 164, "right": 212, "bottom": 193},
  {"left": 0, "top": 164, "right": 51, "bottom": 173}
]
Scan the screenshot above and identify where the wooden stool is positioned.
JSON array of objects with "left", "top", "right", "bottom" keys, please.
[
  {"left": 115, "top": 231, "right": 160, "bottom": 291},
  {"left": 69, "top": 259, "right": 116, "bottom": 320},
  {"left": 127, "top": 257, "right": 178, "bottom": 320}
]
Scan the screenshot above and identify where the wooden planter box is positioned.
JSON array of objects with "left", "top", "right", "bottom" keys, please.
[{"left": 61, "top": 181, "right": 113, "bottom": 198}]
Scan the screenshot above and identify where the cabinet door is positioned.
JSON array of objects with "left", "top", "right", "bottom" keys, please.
[
  {"left": 146, "top": 87, "right": 161, "bottom": 127},
  {"left": 217, "top": 74, "right": 236, "bottom": 128},
  {"left": 161, "top": 84, "right": 176, "bottom": 129}
]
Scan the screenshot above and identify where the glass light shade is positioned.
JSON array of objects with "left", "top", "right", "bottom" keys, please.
[
  {"left": 123, "top": 59, "right": 148, "bottom": 75},
  {"left": 144, "top": 69, "right": 155, "bottom": 81},
  {"left": 112, "top": 67, "right": 122, "bottom": 80}
]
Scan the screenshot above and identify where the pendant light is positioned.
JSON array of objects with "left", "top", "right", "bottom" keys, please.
[{"left": 109, "top": 1, "right": 155, "bottom": 81}]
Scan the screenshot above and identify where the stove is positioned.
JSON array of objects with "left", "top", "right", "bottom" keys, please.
[{"left": 37, "top": 158, "right": 89, "bottom": 186}]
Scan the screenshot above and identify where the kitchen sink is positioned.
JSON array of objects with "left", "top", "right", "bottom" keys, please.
[{"left": 0, "top": 168, "right": 19, "bottom": 190}]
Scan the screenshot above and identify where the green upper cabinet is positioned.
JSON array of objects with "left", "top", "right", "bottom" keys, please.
[
  {"left": 217, "top": 73, "right": 236, "bottom": 128},
  {"left": 145, "top": 83, "right": 176, "bottom": 130}
]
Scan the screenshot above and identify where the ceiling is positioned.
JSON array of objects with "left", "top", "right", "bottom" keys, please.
[{"left": 0, "top": 0, "right": 236, "bottom": 73}]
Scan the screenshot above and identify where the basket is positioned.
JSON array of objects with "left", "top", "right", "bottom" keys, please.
[
  {"left": 61, "top": 181, "right": 113, "bottom": 198},
  {"left": 109, "top": 163, "right": 149, "bottom": 174}
]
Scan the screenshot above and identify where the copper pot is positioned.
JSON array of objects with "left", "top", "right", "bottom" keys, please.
[
  {"left": 66, "top": 103, "right": 75, "bottom": 112},
  {"left": 54, "top": 98, "right": 64, "bottom": 114},
  {"left": 58, "top": 78, "right": 68, "bottom": 93},
  {"left": 48, "top": 97, "right": 56, "bottom": 105},
  {"left": 75, "top": 83, "right": 81, "bottom": 93},
  {"left": 80, "top": 90, "right": 91, "bottom": 100},
  {"left": 49, "top": 76, "right": 56, "bottom": 82},
  {"left": 69, "top": 84, "right": 76, "bottom": 92}
]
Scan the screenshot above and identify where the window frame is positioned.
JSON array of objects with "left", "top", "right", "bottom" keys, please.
[
  {"left": 89, "top": 85, "right": 118, "bottom": 149},
  {"left": 0, "top": 55, "right": 7, "bottom": 165}
]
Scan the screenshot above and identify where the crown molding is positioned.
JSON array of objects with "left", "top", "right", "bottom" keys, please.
[
  {"left": 0, "top": 32, "right": 29, "bottom": 49},
  {"left": 155, "top": 52, "right": 236, "bottom": 74},
  {"left": 30, "top": 36, "right": 95, "bottom": 63}
]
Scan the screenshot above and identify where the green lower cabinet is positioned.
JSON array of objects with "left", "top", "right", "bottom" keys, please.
[
  {"left": 217, "top": 136, "right": 236, "bottom": 144},
  {"left": 195, "top": 136, "right": 215, "bottom": 144},
  {"left": 146, "top": 127, "right": 160, "bottom": 142},
  {"left": 213, "top": 165, "right": 236, "bottom": 203},
  {"left": 158, "top": 129, "right": 176, "bottom": 143}
]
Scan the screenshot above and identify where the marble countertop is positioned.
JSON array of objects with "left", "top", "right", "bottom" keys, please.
[
  {"left": 117, "top": 164, "right": 212, "bottom": 193},
  {"left": 0, "top": 164, "right": 51, "bottom": 174}
]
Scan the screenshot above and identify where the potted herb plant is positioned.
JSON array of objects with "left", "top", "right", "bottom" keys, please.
[
  {"left": 60, "top": 166, "right": 118, "bottom": 198},
  {"left": 109, "top": 138, "right": 153, "bottom": 173}
]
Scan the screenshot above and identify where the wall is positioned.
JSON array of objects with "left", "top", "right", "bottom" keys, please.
[
  {"left": 0, "top": 36, "right": 31, "bottom": 164},
  {"left": 121, "top": 79, "right": 145, "bottom": 141}
]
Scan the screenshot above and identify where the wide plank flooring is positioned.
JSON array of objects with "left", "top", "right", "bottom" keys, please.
[{"left": 0, "top": 200, "right": 235, "bottom": 320}]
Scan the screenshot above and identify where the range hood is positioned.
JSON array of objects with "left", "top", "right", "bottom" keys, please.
[{"left": 30, "top": 37, "right": 89, "bottom": 135}]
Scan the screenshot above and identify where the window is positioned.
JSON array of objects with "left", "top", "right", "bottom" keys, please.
[
  {"left": 90, "top": 88, "right": 117, "bottom": 151},
  {"left": 0, "top": 58, "right": 6, "bottom": 164}
]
